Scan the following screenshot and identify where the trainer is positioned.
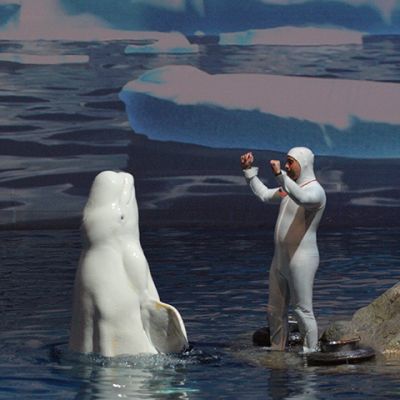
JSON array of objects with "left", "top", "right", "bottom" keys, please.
[{"left": 241, "top": 147, "right": 326, "bottom": 353}]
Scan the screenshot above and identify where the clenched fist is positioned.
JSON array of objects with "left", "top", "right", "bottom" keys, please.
[
  {"left": 270, "top": 160, "right": 281, "bottom": 176},
  {"left": 240, "top": 152, "right": 254, "bottom": 169}
]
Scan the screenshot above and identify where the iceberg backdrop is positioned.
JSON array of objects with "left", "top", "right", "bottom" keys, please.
[
  {"left": 0, "top": 0, "right": 399, "bottom": 228},
  {"left": 120, "top": 65, "right": 400, "bottom": 158},
  {"left": 218, "top": 27, "right": 364, "bottom": 46},
  {"left": 1, "top": 5, "right": 400, "bottom": 400},
  {"left": 41, "top": 0, "right": 400, "bottom": 34},
  {"left": 1, "top": 0, "right": 400, "bottom": 38}
]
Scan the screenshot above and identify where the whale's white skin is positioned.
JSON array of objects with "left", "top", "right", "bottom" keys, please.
[
  {"left": 69, "top": 171, "right": 188, "bottom": 357},
  {"left": 243, "top": 147, "right": 326, "bottom": 353}
]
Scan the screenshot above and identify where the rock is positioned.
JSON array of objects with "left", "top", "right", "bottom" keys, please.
[
  {"left": 321, "top": 282, "right": 400, "bottom": 355},
  {"left": 351, "top": 282, "right": 400, "bottom": 354},
  {"left": 319, "top": 320, "right": 353, "bottom": 342}
]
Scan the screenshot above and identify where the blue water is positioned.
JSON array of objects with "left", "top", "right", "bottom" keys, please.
[
  {"left": 1, "top": 227, "right": 400, "bottom": 399},
  {"left": 0, "top": 36, "right": 400, "bottom": 398}
]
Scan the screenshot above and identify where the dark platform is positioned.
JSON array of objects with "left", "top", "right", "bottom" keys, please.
[
  {"left": 307, "top": 337, "right": 375, "bottom": 366},
  {"left": 306, "top": 346, "right": 376, "bottom": 365},
  {"left": 252, "top": 319, "right": 303, "bottom": 347}
]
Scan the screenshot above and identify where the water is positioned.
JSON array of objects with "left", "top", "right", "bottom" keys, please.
[
  {"left": 1, "top": 36, "right": 400, "bottom": 398},
  {"left": 1, "top": 227, "right": 400, "bottom": 399}
]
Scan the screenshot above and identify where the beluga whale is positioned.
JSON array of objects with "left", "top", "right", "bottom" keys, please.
[{"left": 69, "top": 171, "right": 188, "bottom": 357}]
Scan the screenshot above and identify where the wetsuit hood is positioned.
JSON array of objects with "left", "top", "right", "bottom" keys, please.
[{"left": 287, "top": 147, "right": 316, "bottom": 185}]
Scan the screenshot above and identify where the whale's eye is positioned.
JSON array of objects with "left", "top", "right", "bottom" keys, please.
[{"left": 120, "top": 215, "right": 124, "bottom": 220}]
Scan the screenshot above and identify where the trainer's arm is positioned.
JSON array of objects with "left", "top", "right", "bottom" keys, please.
[
  {"left": 275, "top": 172, "right": 325, "bottom": 209},
  {"left": 244, "top": 167, "right": 281, "bottom": 203}
]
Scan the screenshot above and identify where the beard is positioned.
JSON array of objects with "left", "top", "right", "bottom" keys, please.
[{"left": 287, "top": 170, "right": 297, "bottom": 181}]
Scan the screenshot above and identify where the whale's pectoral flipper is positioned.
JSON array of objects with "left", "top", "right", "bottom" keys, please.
[{"left": 142, "top": 300, "right": 189, "bottom": 354}]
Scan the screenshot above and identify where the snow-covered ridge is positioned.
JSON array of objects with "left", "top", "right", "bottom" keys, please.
[
  {"left": 120, "top": 65, "right": 400, "bottom": 158},
  {"left": 122, "top": 65, "right": 400, "bottom": 129},
  {"left": 124, "top": 32, "right": 199, "bottom": 54},
  {"left": 219, "top": 27, "right": 364, "bottom": 46}
]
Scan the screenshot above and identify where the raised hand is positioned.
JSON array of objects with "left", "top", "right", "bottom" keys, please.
[
  {"left": 240, "top": 152, "right": 254, "bottom": 169},
  {"left": 270, "top": 160, "right": 281, "bottom": 176}
]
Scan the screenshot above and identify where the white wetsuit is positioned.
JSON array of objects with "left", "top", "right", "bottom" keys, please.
[{"left": 244, "top": 147, "right": 326, "bottom": 352}]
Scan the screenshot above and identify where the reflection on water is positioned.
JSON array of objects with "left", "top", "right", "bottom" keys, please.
[
  {"left": 0, "top": 227, "right": 400, "bottom": 399},
  {"left": 70, "top": 360, "right": 193, "bottom": 400},
  {"left": 268, "top": 369, "right": 318, "bottom": 400},
  {"left": 56, "top": 349, "right": 212, "bottom": 400}
]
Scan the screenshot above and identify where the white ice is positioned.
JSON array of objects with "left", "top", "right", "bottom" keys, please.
[
  {"left": 0, "top": 52, "right": 89, "bottom": 64},
  {"left": 122, "top": 65, "right": 400, "bottom": 130},
  {"left": 124, "top": 32, "right": 199, "bottom": 54},
  {"left": 219, "top": 27, "right": 364, "bottom": 46}
]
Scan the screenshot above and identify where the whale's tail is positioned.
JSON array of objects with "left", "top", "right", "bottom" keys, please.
[{"left": 142, "top": 300, "right": 189, "bottom": 354}]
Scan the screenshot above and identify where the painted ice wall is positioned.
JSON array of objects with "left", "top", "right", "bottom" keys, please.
[
  {"left": 1, "top": 0, "right": 400, "bottom": 36},
  {"left": 54, "top": 0, "right": 400, "bottom": 34},
  {"left": 120, "top": 65, "right": 400, "bottom": 158},
  {"left": 0, "top": 0, "right": 399, "bottom": 228}
]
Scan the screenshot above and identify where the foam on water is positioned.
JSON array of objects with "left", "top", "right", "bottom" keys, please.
[{"left": 56, "top": 343, "right": 219, "bottom": 369}]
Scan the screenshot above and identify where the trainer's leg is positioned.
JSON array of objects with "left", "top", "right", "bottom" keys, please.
[
  {"left": 268, "top": 262, "right": 290, "bottom": 350},
  {"left": 289, "top": 254, "right": 319, "bottom": 352}
]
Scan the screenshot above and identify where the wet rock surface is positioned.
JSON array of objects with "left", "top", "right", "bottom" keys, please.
[{"left": 322, "top": 282, "right": 400, "bottom": 355}]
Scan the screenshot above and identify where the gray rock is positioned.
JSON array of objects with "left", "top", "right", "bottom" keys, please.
[
  {"left": 319, "top": 320, "right": 353, "bottom": 342},
  {"left": 321, "top": 282, "right": 400, "bottom": 355},
  {"left": 351, "top": 282, "right": 400, "bottom": 354}
]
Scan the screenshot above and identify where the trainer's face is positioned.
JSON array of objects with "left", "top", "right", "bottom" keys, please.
[{"left": 285, "top": 156, "right": 301, "bottom": 181}]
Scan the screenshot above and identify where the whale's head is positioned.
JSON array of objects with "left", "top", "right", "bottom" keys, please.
[{"left": 82, "top": 171, "right": 139, "bottom": 243}]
